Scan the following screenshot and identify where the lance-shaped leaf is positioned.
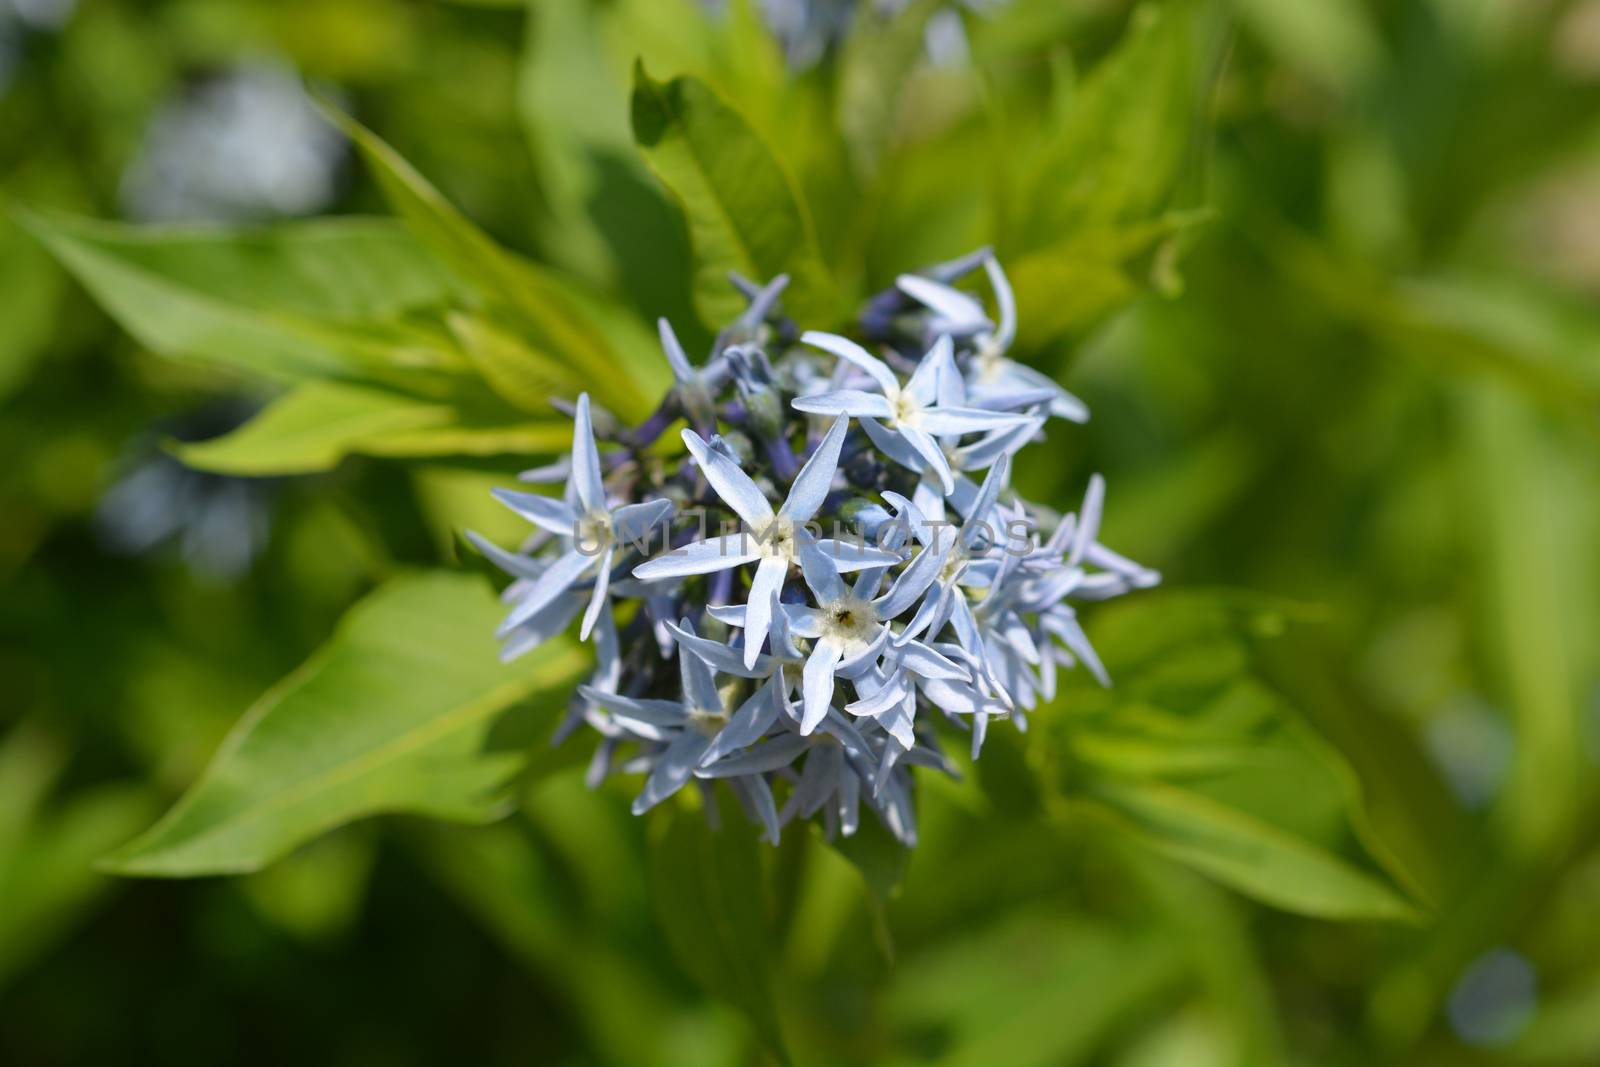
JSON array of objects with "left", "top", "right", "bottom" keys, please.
[
  {"left": 101, "top": 572, "right": 589, "bottom": 877},
  {"left": 630, "top": 64, "right": 838, "bottom": 330},
  {"left": 322, "top": 104, "right": 668, "bottom": 420},
  {"left": 1045, "top": 591, "right": 1427, "bottom": 923},
  {"left": 1088, "top": 778, "right": 1421, "bottom": 922},
  {"left": 174, "top": 379, "right": 573, "bottom": 476},
  {"left": 17, "top": 212, "right": 466, "bottom": 383}
]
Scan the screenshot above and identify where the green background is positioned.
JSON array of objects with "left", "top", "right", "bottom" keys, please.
[{"left": 2, "top": 1, "right": 1598, "bottom": 1064}]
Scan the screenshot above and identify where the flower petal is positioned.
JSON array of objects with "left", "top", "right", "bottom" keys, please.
[
  {"left": 465, "top": 529, "right": 546, "bottom": 582},
  {"left": 801, "top": 640, "right": 844, "bottom": 735},
  {"left": 961, "top": 454, "right": 1010, "bottom": 551},
  {"left": 860, "top": 415, "right": 929, "bottom": 472},
  {"left": 846, "top": 670, "right": 911, "bottom": 717},
  {"left": 743, "top": 555, "right": 788, "bottom": 669},
  {"left": 666, "top": 620, "right": 770, "bottom": 678},
  {"left": 498, "top": 548, "right": 594, "bottom": 634},
  {"left": 900, "top": 425, "right": 955, "bottom": 494},
  {"left": 791, "top": 390, "right": 894, "bottom": 419},
  {"left": 779, "top": 415, "right": 847, "bottom": 522},
  {"left": 490, "top": 489, "right": 577, "bottom": 536},
  {"left": 816, "top": 539, "right": 902, "bottom": 572},
  {"left": 571, "top": 393, "right": 606, "bottom": 514},
  {"left": 729, "top": 773, "right": 781, "bottom": 844},
  {"left": 983, "top": 255, "right": 1017, "bottom": 349},
  {"left": 498, "top": 589, "right": 583, "bottom": 663},
  {"left": 681, "top": 428, "right": 774, "bottom": 527},
  {"left": 611, "top": 498, "right": 675, "bottom": 547},
  {"left": 797, "top": 539, "right": 848, "bottom": 604},
  {"left": 876, "top": 545, "right": 948, "bottom": 623},
  {"left": 904, "top": 334, "right": 955, "bottom": 407},
  {"left": 578, "top": 543, "right": 613, "bottom": 641},
  {"left": 632, "top": 732, "right": 710, "bottom": 814},
  {"left": 678, "top": 632, "right": 725, "bottom": 716},
  {"left": 894, "top": 638, "right": 971, "bottom": 681},
  {"left": 916, "top": 406, "right": 1031, "bottom": 437},
  {"left": 701, "top": 681, "right": 782, "bottom": 766},
  {"left": 896, "top": 273, "right": 988, "bottom": 332},
  {"left": 1068, "top": 473, "right": 1104, "bottom": 568},
  {"left": 658, "top": 317, "right": 694, "bottom": 382},
  {"left": 801, "top": 330, "right": 900, "bottom": 395},
  {"left": 633, "top": 536, "right": 759, "bottom": 580},
  {"left": 697, "top": 732, "right": 810, "bottom": 777}
]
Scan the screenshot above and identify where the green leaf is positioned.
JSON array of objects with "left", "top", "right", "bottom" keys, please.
[
  {"left": 1088, "top": 778, "right": 1422, "bottom": 922},
  {"left": 630, "top": 64, "right": 838, "bottom": 330},
  {"left": 448, "top": 312, "right": 578, "bottom": 415},
  {"left": 1002, "top": 5, "right": 1199, "bottom": 258},
  {"left": 1037, "top": 592, "right": 1425, "bottom": 922},
  {"left": 515, "top": 0, "right": 640, "bottom": 281},
  {"left": 174, "top": 381, "right": 456, "bottom": 475},
  {"left": 988, "top": 4, "right": 1215, "bottom": 346},
  {"left": 101, "top": 572, "right": 589, "bottom": 877},
  {"left": 1008, "top": 210, "right": 1211, "bottom": 346},
  {"left": 647, "top": 792, "right": 789, "bottom": 1064},
  {"left": 17, "top": 211, "right": 465, "bottom": 383},
  {"left": 322, "top": 103, "right": 667, "bottom": 420},
  {"left": 175, "top": 378, "right": 575, "bottom": 476}
]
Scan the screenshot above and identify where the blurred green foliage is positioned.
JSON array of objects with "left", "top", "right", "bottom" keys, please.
[{"left": 3, "top": 0, "right": 1599, "bottom": 1065}]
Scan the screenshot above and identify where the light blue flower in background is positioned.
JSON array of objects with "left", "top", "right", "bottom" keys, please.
[{"left": 897, "top": 255, "right": 1091, "bottom": 422}]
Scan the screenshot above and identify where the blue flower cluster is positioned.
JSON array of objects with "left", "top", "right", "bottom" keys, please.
[{"left": 472, "top": 252, "right": 1158, "bottom": 845}]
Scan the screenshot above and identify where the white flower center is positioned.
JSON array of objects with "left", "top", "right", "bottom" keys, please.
[
  {"left": 820, "top": 594, "right": 878, "bottom": 646},
  {"left": 575, "top": 510, "right": 612, "bottom": 551},
  {"left": 889, "top": 389, "right": 921, "bottom": 427},
  {"left": 938, "top": 546, "right": 968, "bottom": 586},
  {"left": 752, "top": 515, "right": 799, "bottom": 561}
]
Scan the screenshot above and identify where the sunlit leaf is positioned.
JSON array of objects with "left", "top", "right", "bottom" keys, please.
[
  {"left": 322, "top": 103, "right": 669, "bottom": 419},
  {"left": 173, "top": 378, "right": 574, "bottom": 475},
  {"left": 174, "top": 380, "right": 455, "bottom": 475},
  {"left": 1009, "top": 210, "right": 1211, "bottom": 346},
  {"left": 101, "top": 571, "right": 589, "bottom": 877},
  {"left": 18, "top": 211, "right": 466, "bottom": 382},
  {"left": 1002, "top": 5, "right": 1197, "bottom": 253},
  {"left": 630, "top": 64, "right": 839, "bottom": 330},
  {"left": 448, "top": 313, "right": 574, "bottom": 415}
]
